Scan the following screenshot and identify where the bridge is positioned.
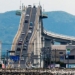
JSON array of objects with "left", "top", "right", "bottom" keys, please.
[{"left": 11, "top": 5, "right": 75, "bottom": 68}]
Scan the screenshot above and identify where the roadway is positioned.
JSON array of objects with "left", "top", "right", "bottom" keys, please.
[
  {"left": 14, "top": 6, "right": 32, "bottom": 68},
  {"left": 14, "top": 6, "right": 37, "bottom": 68},
  {"left": 11, "top": 5, "right": 75, "bottom": 69},
  {"left": 20, "top": 6, "right": 37, "bottom": 68},
  {"left": 44, "top": 30, "right": 75, "bottom": 41}
]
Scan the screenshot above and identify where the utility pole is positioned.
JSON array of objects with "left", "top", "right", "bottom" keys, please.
[
  {"left": 54, "top": 49, "right": 56, "bottom": 67},
  {"left": 40, "top": 53, "right": 41, "bottom": 68},
  {"left": 20, "top": 0, "right": 21, "bottom": 10},
  {"left": 7, "top": 50, "right": 8, "bottom": 66},
  {"left": 0, "top": 41, "right": 1, "bottom": 64},
  {"left": 49, "top": 47, "right": 51, "bottom": 68},
  {"left": 0, "top": 41, "right": 2, "bottom": 63}
]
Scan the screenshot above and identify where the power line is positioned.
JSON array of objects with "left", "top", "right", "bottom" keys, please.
[{"left": 2, "top": 42, "right": 45, "bottom": 45}]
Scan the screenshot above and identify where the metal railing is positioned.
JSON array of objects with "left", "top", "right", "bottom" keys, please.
[
  {"left": 27, "top": 6, "right": 41, "bottom": 63},
  {"left": 44, "top": 30, "right": 75, "bottom": 41}
]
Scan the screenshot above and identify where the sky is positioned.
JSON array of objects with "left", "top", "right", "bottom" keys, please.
[{"left": 0, "top": 0, "right": 75, "bottom": 15}]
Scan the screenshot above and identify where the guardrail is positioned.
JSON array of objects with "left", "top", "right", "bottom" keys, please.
[
  {"left": 11, "top": 8, "right": 26, "bottom": 51},
  {"left": 27, "top": 6, "right": 41, "bottom": 67},
  {"left": 28, "top": 6, "right": 40, "bottom": 52},
  {"left": 44, "top": 30, "right": 75, "bottom": 41}
]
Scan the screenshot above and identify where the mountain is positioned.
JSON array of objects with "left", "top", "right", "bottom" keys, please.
[
  {"left": 43, "top": 11, "right": 75, "bottom": 45},
  {"left": 0, "top": 11, "right": 20, "bottom": 55},
  {"left": 43, "top": 11, "right": 75, "bottom": 36},
  {"left": 0, "top": 10, "right": 75, "bottom": 55}
]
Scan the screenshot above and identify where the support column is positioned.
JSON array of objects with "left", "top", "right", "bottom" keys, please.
[
  {"left": 33, "top": 39, "right": 37, "bottom": 65},
  {"left": 42, "top": 37, "right": 45, "bottom": 47},
  {"left": 36, "top": 22, "right": 41, "bottom": 68}
]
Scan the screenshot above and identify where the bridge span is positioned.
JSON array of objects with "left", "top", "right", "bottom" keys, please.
[
  {"left": 43, "top": 30, "right": 75, "bottom": 46},
  {"left": 11, "top": 5, "right": 43, "bottom": 68},
  {"left": 11, "top": 5, "right": 75, "bottom": 68}
]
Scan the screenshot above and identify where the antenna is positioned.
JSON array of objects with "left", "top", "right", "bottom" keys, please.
[
  {"left": 22, "top": 3, "right": 23, "bottom": 10},
  {"left": 39, "top": 1, "right": 40, "bottom": 6},
  {"left": 20, "top": 0, "right": 21, "bottom": 10},
  {"left": 43, "top": 4, "right": 44, "bottom": 13}
]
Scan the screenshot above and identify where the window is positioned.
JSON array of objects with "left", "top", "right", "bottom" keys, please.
[
  {"left": 20, "top": 57, "right": 24, "bottom": 60},
  {"left": 65, "top": 55, "right": 74, "bottom": 59},
  {"left": 28, "top": 5, "right": 31, "bottom": 7},
  {"left": 25, "top": 20, "right": 28, "bottom": 23},
  {"left": 30, "top": 22, "right": 33, "bottom": 26},
  {"left": 26, "top": 14, "right": 29, "bottom": 17},
  {"left": 21, "top": 32, "right": 25, "bottom": 35},
  {"left": 17, "top": 48, "right": 21, "bottom": 51},
  {"left": 18, "top": 42, "right": 22, "bottom": 45},
  {"left": 28, "top": 30, "right": 32, "bottom": 33},
  {"left": 56, "top": 56, "right": 59, "bottom": 58},
  {"left": 29, "top": 26, "right": 33, "bottom": 29},
  {"left": 33, "top": 6, "right": 36, "bottom": 8},
  {"left": 59, "top": 52, "right": 63, "bottom": 54},
  {"left": 51, "top": 56, "right": 54, "bottom": 58},
  {"left": 23, "top": 47, "right": 27, "bottom": 50}
]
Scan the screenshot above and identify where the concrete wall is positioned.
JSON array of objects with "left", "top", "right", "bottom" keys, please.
[
  {"left": 27, "top": 6, "right": 43, "bottom": 68},
  {"left": 51, "top": 50, "right": 65, "bottom": 62},
  {"left": 51, "top": 45, "right": 75, "bottom": 64}
]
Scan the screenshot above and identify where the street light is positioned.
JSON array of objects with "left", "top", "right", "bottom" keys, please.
[
  {"left": 40, "top": 53, "right": 41, "bottom": 68},
  {"left": 55, "top": 49, "right": 56, "bottom": 66}
]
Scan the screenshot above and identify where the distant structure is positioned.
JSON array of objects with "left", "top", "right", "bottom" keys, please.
[{"left": 11, "top": 4, "right": 75, "bottom": 68}]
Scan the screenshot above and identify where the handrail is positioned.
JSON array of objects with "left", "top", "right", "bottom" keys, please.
[
  {"left": 26, "top": 7, "right": 39, "bottom": 64},
  {"left": 26, "top": 6, "right": 41, "bottom": 66},
  {"left": 29, "top": 6, "right": 40, "bottom": 45},
  {"left": 44, "top": 30, "right": 75, "bottom": 40},
  {"left": 28, "top": 7, "right": 39, "bottom": 52}
]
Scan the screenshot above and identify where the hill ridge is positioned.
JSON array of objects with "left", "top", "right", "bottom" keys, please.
[{"left": 0, "top": 10, "right": 75, "bottom": 54}]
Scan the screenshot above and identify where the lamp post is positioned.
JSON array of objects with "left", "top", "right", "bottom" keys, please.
[
  {"left": 48, "top": 47, "right": 51, "bottom": 68},
  {"left": 40, "top": 53, "right": 41, "bottom": 68},
  {"left": 53, "top": 49, "right": 56, "bottom": 68},
  {"left": 67, "top": 42, "right": 72, "bottom": 68},
  {"left": 55, "top": 49, "right": 56, "bottom": 66}
]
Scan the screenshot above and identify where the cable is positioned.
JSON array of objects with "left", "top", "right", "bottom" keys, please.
[{"left": 2, "top": 42, "right": 46, "bottom": 45}]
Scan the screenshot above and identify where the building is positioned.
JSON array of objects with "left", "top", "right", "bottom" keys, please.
[{"left": 51, "top": 45, "right": 66, "bottom": 62}]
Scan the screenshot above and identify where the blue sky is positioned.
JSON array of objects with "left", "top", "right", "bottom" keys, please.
[{"left": 0, "top": 0, "right": 75, "bottom": 15}]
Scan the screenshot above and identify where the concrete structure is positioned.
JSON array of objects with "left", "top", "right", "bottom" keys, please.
[
  {"left": 11, "top": 5, "right": 44, "bottom": 68},
  {"left": 63, "top": 45, "right": 75, "bottom": 64},
  {"left": 51, "top": 45, "right": 75, "bottom": 65},
  {"left": 43, "top": 30, "right": 75, "bottom": 45},
  {"left": 51, "top": 45, "right": 66, "bottom": 62},
  {"left": 11, "top": 5, "right": 75, "bottom": 68}
]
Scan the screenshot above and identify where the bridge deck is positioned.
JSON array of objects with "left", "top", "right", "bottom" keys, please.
[{"left": 44, "top": 30, "right": 75, "bottom": 41}]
